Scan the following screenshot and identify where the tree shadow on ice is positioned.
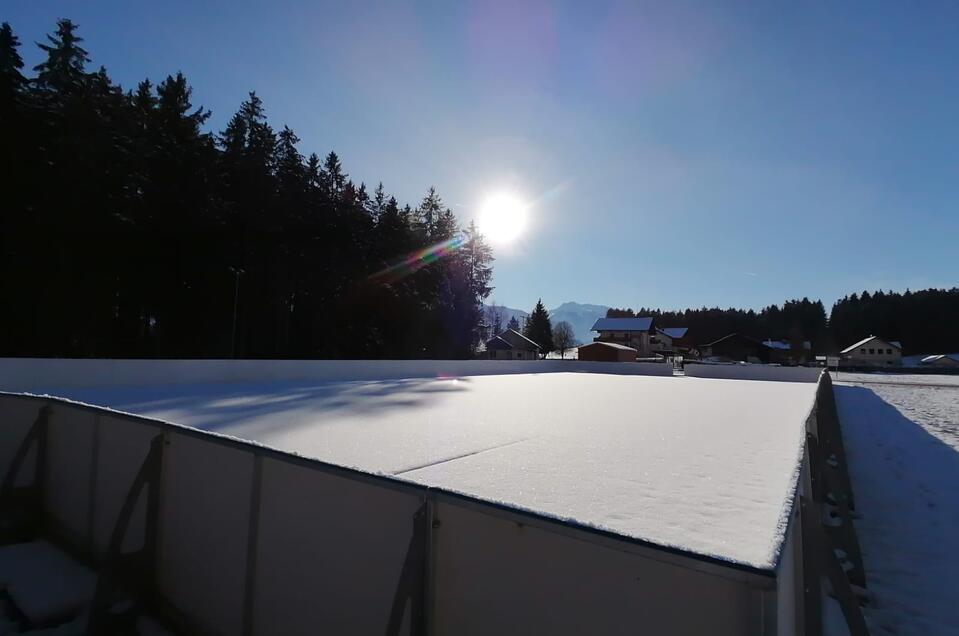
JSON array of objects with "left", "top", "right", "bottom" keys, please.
[
  {"left": 57, "top": 377, "right": 472, "bottom": 432},
  {"left": 834, "top": 385, "right": 959, "bottom": 630}
]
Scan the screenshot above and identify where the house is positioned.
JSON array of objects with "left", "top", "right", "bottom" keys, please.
[
  {"left": 590, "top": 317, "right": 655, "bottom": 357},
  {"left": 577, "top": 341, "right": 638, "bottom": 362},
  {"left": 919, "top": 354, "right": 959, "bottom": 368},
  {"left": 485, "top": 329, "right": 540, "bottom": 360},
  {"left": 699, "top": 333, "right": 770, "bottom": 363},
  {"left": 699, "top": 333, "right": 813, "bottom": 364},
  {"left": 761, "top": 339, "right": 812, "bottom": 365},
  {"left": 650, "top": 327, "right": 690, "bottom": 356},
  {"left": 840, "top": 336, "right": 902, "bottom": 367}
]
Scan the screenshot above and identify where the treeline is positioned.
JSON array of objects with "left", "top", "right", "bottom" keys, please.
[
  {"left": 0, "top": 20, "right": 493, "bottom": 359},
  {"left": 829, "top": 288, "right": 959, "bottom": 355},
  {"left": 609, "top": 288, "right": 959, "bottom": 354},
  {"left": 608, "top": 298, "right": 829, "bottom": 349}
]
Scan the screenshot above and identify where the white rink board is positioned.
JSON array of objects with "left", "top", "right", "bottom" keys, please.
[
  {"left": 157, "top": 432, "right": 255, "bottom": 636},
  {"left": 684, "top": 364, "right": 821, "bottom": 383},
  {"left": 251, "top": 458, "right": 422, "bottom": 636},
  {"left": 431, "top": 501, "right": 763, "bottom": 635},
  {"left": 0, "top": 358, "right": 671, "bottom": 392}
]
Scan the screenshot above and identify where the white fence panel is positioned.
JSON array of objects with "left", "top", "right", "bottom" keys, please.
[
  {"left": 251, "top": 458, "right": 422, "bottom": 636},
  {"left": 431, "top": 501, "right": 762, "bottom": 636},
  {"left": 684, "top": 364, "right": 822, "bottom": 383},
  {"left": 0, "top": 358, "right": 674, "bottom": 393},
  {"left": 45, "top": 406, "right": 96, "bottom": 544},
  {"left": 157, "top": 431, "right": 255, "bottom": 636}
]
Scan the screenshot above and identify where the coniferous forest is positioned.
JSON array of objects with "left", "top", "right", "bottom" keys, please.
[
  {"left": 609, "top": 288, "right": 959, "bottom": 355},
  {"left": 0, "top": 20, "right": 494, "bottom": 359}
]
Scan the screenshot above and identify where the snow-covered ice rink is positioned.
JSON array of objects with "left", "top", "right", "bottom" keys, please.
[{"left": 40, "top": 372, "right": 817, "bottom": 570}]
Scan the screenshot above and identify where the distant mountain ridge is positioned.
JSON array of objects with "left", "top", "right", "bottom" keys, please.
[{"left": 484, "top": 301, "right": 609, "bottom": 345}]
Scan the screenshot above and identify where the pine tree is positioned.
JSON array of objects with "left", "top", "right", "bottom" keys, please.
[
  {"left": 0, "top": 23, "right": 26, "bottom": 115},
  {"left": 523, "top": 299, "right": 554, "bottom": 357},
  {"left": 34, "top": 19, "right": 90, "bottom": 95}
]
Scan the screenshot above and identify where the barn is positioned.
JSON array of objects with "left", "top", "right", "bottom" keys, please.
[{"left": 577, "top": 340, "right": 637, "bottom": 362}]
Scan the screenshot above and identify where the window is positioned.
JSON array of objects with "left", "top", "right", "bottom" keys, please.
[
  {"left": 860, "top": 348, "right": 866, "bottom": 354},
  {"left": 869, "top": 348, "right": 875, "bottom": 354},
  {"left": 886, "top": 348, "right": 892, "bottom": 354}
]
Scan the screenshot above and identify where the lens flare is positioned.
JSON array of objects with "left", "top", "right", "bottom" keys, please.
[{"left": 369, "top": 236, "right": 465, "bottom": 283}]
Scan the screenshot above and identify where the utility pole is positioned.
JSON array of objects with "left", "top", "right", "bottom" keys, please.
[{"left": 229, "top": 267, "right": 245, "bottom": 359}]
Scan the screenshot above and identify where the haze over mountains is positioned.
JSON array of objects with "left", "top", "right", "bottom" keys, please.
[{"left": 485, "top": 302, "right": 609, "bottom": 345}]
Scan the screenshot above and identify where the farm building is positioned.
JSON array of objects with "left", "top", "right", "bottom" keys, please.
[
  {"left": 484, "top": 328, "right": 540, "bottom": 360},
  {"left": 590, "top": 317, "right": 655, "bottom": 357},
  {"left": 700, "top": 333, "right": 769, "bottom": 363},
  {"left": 577, "top": 341, "right": 637, "bottom": 362},
  {"left": 0, "top": 359, "right": 866, "bottom": 635},
  {"left": 840, "top": 335, "right": 902, "bottom": 367},
  {"left": 650, "top": 327, "right": 690, "bottom": 356}
]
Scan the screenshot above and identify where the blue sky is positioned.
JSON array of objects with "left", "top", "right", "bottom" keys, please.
[{"left": 6, "top": 1, "right": 958, "bottom": 312}]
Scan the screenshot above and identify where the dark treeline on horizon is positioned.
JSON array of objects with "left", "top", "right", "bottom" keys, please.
[
  {"left": 0, "top": 20, "right": 494, "bottom": 359},
  {"left": 608, "top": 288, "right": 959, "bottom": 355}
]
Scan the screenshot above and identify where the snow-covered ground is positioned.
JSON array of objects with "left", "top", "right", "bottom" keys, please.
[
  {"left": 835, "top": 373, "right": 959, "bottom": 634},
  {"left": 35, "top": 373, "right": 817, "bottom": 571}
]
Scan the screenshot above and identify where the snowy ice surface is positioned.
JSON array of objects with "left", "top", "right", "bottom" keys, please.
[
  {"left": 32, "top": 373, "right": 817, "bottom": 571},
  {"left": 835, "top": 374, "right": 959, "bottom": 634},
  {"left": 0, "top": 541, "right": 96, "bottom": 626}
]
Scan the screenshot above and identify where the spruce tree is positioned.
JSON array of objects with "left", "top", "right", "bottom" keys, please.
[{"left": 523, "top": 300, "right": 554, "bottom": 357}]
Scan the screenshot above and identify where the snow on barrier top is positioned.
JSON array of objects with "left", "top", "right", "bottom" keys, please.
[
  {"left": 4, "top": 359, "right": 820, "bottom": 571},
  {"left": 0, "top": 358, "right": 671, "bottom": 392},
  {"left": 684, "top": 363, "right": 822, "bottom": 383}
]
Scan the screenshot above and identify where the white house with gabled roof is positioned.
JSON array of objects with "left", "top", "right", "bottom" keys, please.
[{"left": 840, "top": 335, "right": 902, "bottom": 366}]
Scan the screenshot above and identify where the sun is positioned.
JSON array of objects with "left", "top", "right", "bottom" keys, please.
[{"left": 477, "top": 192, "right": 529, "bottom": 246}]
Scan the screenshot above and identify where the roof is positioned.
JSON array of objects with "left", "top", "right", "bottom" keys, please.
[
  {"left": 578, "top": 341, "right": 637, "bottom": 352},
  {"left": 840, "top": 335, "right": 902, "bottom": 354},
  {"left": 45, "top": 372, "right": 820, "bottom": 571},
  {"left": 920, "top": 354, "right": 959, "bottom": 364},
  {"left": 486, "top": 328, "right": 540, "bottom": 351},
  {"left": 702, "top": 333, "right": 760, "bottom": 348},
  {"left": 591, "top": 317, "right": 654, "bottom": 332},
  {"left": 658, "top": 327, "right": 688, "bottom": 340},
  {"left": 762, "top": 340, "right": 812, "bottom": 351},
  {"left": 485, "top": 336, "right": 513, "bottom": 351}
]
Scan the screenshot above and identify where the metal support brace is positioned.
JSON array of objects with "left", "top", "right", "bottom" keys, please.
[
  {"left": 0, "top": 405, "right": 50, "bottom": 543},
  {"left": 807, "top": 433, "right": 863, "bottom": 581},
  {"left": 801, "top": 495, "right": 870, "bottom": 636},
  {"left": 86, "top": 433, "right": 164, "bottom": 634},
  {"left": 386, "top": 499, "right": 430, "bottom": 636},
  {"left": 804, "top": 424, "right": 871, "bottom": 636}
]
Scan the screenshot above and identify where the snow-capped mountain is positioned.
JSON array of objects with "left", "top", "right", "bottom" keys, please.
[
  {"left": 548, "top": 302, "right": 609, "bottom": 345},
  {"left": 483, "top": 301, "right": 609, "bottom": 345}
]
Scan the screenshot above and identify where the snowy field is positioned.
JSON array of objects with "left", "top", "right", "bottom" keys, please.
[
  {"left": 34, "top": 373, "right": 817, "bottom": 571},
  {"left": 835, "top": 373, "right": 959, "bottom": 635}
]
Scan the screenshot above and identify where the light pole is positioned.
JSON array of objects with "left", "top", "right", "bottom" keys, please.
[{"left": 229, "top": 266, "right": 245, "bottom": 358}]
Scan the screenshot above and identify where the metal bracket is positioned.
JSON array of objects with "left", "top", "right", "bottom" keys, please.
[{"left": 86, "top": 433, "right": 164, "bottom": 634}]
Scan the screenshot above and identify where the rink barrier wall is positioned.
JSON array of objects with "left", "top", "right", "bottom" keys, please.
[
  {"left": 683, "top": 364, "right": 822, "bottom": 383},
  {"left": 1, "top": 391, "right": 782, "bottom": 636},
  {"left": 0, "top": 372, "right": 862, "bottom": 635},
  {"left": 0, "top": 358, "right": 671, "bottom": 392}
]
